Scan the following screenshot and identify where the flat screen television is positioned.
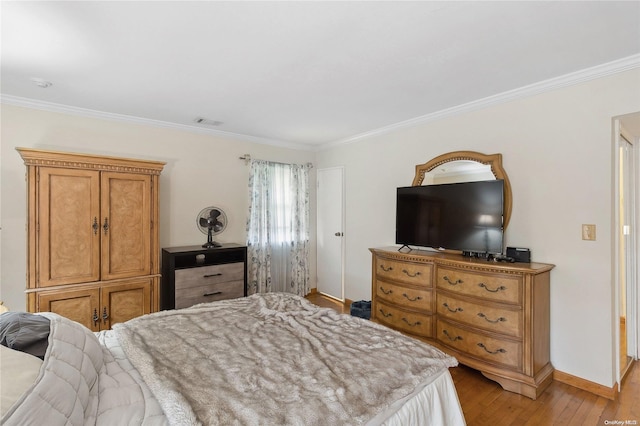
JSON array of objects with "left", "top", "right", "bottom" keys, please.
[{"left": 396, "top": 180, "right": 504, "bottom": 254}]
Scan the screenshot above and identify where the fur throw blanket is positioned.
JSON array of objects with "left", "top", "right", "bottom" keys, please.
[{"left": 113, "top": 293, "right": 457, "bottom": 425}]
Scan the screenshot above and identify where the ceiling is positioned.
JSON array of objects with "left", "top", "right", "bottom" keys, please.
[{"left": 2, "top": 1, "right": 640, "bottom": 149}]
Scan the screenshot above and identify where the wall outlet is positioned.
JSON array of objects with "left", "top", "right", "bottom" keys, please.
[{"left": 582, "top": 224, "right": 596, "bottom": 241}]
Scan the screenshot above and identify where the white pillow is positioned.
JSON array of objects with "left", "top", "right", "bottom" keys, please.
[{"left": 0, "top": 345, "right": 43, "bottom": 417}]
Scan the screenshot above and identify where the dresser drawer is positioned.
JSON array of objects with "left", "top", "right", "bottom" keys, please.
[
  {"left": 375, "top": 279, "right": 433, "bottom": 313},
  {"left": 436, "top": 293, "right": 522, "bottom": 338},
  {"left": 437, "top": 319, "right": 522, "bottom": 370},
  {"left": 375, "top": 257, "right": 432, "bottom": 287},
  {"left": 175, "top": 262, "right": 244, "bottom": 290},
  {"left": 375, "top": 300, "right": 433, "bottom": 338},
  {"left": 175, "top": 280, "right": 245, "bottom": 309},
  {"left": 436, "top": 267, "right": 521, "bottom": 304}
]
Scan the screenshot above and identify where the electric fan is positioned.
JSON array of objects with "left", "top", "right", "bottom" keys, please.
[{"left": 196, "top": 206, "right": 228, "bottom": 248}]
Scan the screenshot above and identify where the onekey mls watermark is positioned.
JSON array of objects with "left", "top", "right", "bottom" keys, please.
[{"left": 603, "top": 421, "right": 638, "bottom": 425}]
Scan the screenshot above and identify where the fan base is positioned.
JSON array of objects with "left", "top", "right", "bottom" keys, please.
[{"left": 202, "top": 241, "right": 222, "bottom": 249}]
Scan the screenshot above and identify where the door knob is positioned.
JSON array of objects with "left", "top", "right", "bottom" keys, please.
[{"left": 334, "top": 232, "right": 343, "bottom": 236}]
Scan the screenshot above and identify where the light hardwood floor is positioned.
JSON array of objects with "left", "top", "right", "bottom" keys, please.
[{"left": 306, "top": 293, "right": 640, "bottom": 426}]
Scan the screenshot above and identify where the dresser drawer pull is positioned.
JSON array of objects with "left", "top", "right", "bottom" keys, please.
[
  {"left": 478, "top": 283, "right": 507, "bottom": 293},
  {"left": 402, "top": 269, "right": 421, "bottom": 278},
  {"left": 379, "top": 286, "right": 393, "bottom": 295},
  {"left": 380, "top": 265, "right": 393, "bottom": 272},
  {"left": 443, "top": 302, "right": 463, "bottom": 313},
  {"left": 203, "top": 273, "right": 223, "bottom": 278},
  {"left": 442, "top": 329, "right": 463, "bottom": 342},
  {"left": 402, "top": 293, "right": 422, "bottom": 302},
  {"left": 203, "top": 291, "right": 223, "bottom": 297},
  {"left": 478, "top": 313, "right": 507, "bottom": 323},
  {"left": 477, "top": 343, "right": 507, "bottom": 355},
  {"left": 401, "top": 317, "right": 421, "bottom": 327},
  {"left": 443, "top": 276, "right": 463, "bottom": 286},
  {"left": 378, "top": 309, "right": 392, "bottom": 318}
]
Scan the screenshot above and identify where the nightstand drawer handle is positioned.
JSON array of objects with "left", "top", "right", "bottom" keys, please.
[
  {"left": 442, "top": 329, "right": 462, "bottom": 342},
  {"left": 378, "top": 309, "right": 392, "bottom": 318},
  {"left": 402, "top": 293, "right": 422, "bottom": 302},
  {"left": 102, "top": 307, "right": 109, "bottom": 323},
  {"left": 443, "top": 302, "right": 463, "bottom": 313},
  {"left": 401, "top": 317, "right": 421, "bottom": 327},
  {"left": 380, "top": 265, "right": 393, "bottom": 272},
  {"left": 379, "top": 286, "right": 393, "bottom": 295},
  {"left": 478, "top": 313, "right": 507, "bottom": 323},
  {"left": 477, "top": 343, "right": 506, "bottom": 355},
  {"left": 203, "top": 291, "right": 222, "bottom": 297},
  {"left": 402, "top": 269, "right": 421, "bottom": 278},
  {"left": 92, "top": 309, "right": 99, "bottom": 326},
  {"left": 478, "top": 283, "right": 507, "bottom": 293},
  {"left": 443, "top": 276, "right": 463, "bottom": 286},
  {"left": 203, "top": 273, "right": 223, "bottom": 278}
]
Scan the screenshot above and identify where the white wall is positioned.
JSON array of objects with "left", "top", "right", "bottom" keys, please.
[
  {"left": 0, "top": 105, "right": 316, "bottom": 314},
  {"left": 316, "top": 69, "right": 640, "bottom": 388}
]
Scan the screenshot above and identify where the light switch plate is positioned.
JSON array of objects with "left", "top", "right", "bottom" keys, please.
[{"left": 582, "top": 224, "right": 596, "bottom": 241}]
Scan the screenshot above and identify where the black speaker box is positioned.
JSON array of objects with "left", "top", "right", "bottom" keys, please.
[{"left": 506, "top": 247, "right": 531, "bottom": 263}]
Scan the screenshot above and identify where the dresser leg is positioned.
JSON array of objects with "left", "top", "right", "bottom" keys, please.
[{"left": 481, "top": 364, "right": 554, "bottom": 400}]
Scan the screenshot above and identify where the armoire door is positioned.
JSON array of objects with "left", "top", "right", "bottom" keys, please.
[
  {"left": 100, "top": 279, "right": 152, "bottom": 329},
  {"left": 101, "top": 172, "right": 152, "bottom": 281},
  {"left": 37, "top": 287, "right": 101, "bottom": 332},
  {"left": 37, "top": 167, "right": 101, "bottom": 287}
]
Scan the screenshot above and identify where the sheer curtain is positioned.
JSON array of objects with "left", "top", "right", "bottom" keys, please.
[{"left": 246, "top": 160, "right": 310, "bottom": 296}]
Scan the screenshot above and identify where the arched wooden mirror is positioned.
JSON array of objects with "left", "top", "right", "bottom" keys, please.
[{"left": 412, "top": 151, "right": 513, "bottom": 229}]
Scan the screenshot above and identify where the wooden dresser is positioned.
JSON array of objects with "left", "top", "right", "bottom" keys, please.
[
  {"left": 370, "top": 246, "right": 554, "bottom": 399},
  {"left": 161, "top": 244, "right": 247, "bottom": 310},
  {"left": 17, "top": 148, "right": 165, "bottom": 331}
]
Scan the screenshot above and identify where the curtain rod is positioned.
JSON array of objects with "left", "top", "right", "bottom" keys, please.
[{"left": 239, "top": 154, "right": 313, "bottom": 168}]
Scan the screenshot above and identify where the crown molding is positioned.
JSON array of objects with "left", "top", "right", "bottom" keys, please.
[
  {"left": 318, "top": 54, "right": 640, "bottom": 150},
  {"left": 2, "top": 54, "right": 638, "bottom": 153},
  {"left": 0, "top": 95, "right": 314, "bottom": 152}
]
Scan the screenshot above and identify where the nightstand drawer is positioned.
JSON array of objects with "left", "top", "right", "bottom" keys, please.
[
  {"left": 175, "top": 280, "right": 244, "bottom": 309},
  {"left": 175, "top": 262, "right": 244, "bottom": 289}
]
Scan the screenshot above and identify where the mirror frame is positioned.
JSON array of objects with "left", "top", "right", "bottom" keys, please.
[{"left": 412, "top": 151, "right": 513, "bottom": 229}]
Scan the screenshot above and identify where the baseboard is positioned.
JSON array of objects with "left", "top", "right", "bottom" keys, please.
[{"left": 553, "top": 369, "right": 618, "bottom": 400}]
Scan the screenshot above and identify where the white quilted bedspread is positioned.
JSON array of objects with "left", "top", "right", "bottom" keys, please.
[{"left": 1, "top": 313, "right": 167, "bottom": 426}]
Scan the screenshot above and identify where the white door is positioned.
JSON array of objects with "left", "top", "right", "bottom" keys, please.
[{"left": 317, "top": 167, "right": 344, "bottom": 300}]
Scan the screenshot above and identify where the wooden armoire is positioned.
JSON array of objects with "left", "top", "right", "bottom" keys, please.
[{"left": 17, "top": 148, "right": 165, "bottom": 331}]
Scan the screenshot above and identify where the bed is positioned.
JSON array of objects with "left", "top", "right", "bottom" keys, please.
[{"left": 1, "top": 293, "right": 465, "bottom": 425}]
